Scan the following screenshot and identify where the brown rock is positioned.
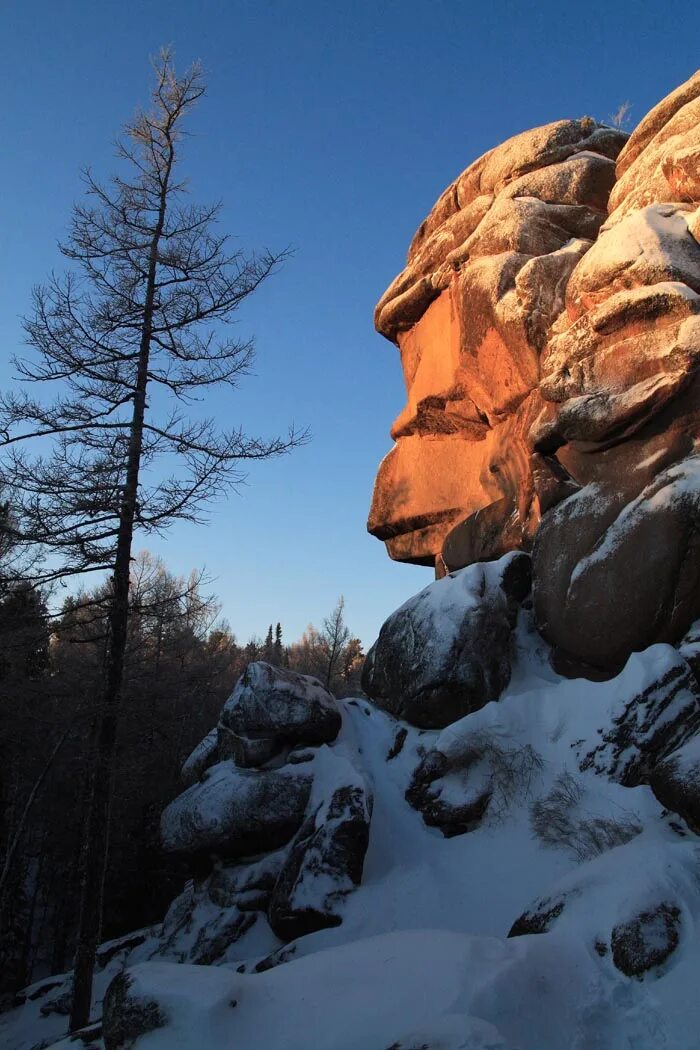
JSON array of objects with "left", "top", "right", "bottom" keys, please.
[
  {"left": 615, "top": 70, "right": 700, "bottom": 178},
  {"left": 608, "top": 82, "right": 700, "bottom": 225},
  {"left": 368, "top": 118, "right": 625, "bottom": 569}
]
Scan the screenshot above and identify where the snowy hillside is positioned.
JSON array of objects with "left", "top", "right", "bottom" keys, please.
[{"left": 5, "top": 574, "right": 700, "bottom": 1050}]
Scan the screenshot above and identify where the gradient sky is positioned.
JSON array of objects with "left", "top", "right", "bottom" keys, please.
[{"left": 1, "top": 0, "right": 698, "bottom": 647}]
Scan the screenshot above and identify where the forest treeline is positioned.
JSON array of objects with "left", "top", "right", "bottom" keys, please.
[{"left": 0, "top": 544, "right": 364, "bottom": 1000}]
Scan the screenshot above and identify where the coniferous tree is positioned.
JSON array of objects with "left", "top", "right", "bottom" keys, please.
[{"left": 0, "top": 51, "right": 303, "bottom": 1028}]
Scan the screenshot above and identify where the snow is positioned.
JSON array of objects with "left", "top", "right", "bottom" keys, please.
[{"left": 6, "top": 613, "right": 700, "bottom": 1049}]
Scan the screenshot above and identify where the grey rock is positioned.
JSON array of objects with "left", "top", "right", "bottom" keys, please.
[
  {"left": 102, "top": 972, "right": 166, "bottom": 1050},
  {"left": 362, "top": 552, "right": 530, "bottom": 729},
  {"left": 160, "top": 761, "right": 312, "bottom": 859}
]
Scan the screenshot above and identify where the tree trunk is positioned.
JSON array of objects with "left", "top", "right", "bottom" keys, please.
[{"left": 69, "top": 139, "right": 174, "bottom": 1033}]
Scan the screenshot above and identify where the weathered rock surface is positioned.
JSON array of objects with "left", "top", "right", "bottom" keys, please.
[
  {"left": 268, "top": 751, "right": 372, "bottom": 939},
  {"left": 362, "top": 552, "right": 530, "bottom": 728},
  {"left": 651, "top": 735, "right": 700, "bottom": 831},
  {"left": 508, "top": 834, "right": 700, "bottom": 980},
  {"left": 367, "top": 70, "right": 700, "bottom": 683},
  {"left": 576, "top": 647, "right": 700, "bottom": 785},
  {"left": 221, "top": 662, "right": 341, "bottom": 751},
  {"left": 160, "top": 761, "right": 313, "bottom": 859},
  {"left": 528, "top": 73, "right": 700, "bottom": 675},
  {"left": 368, "top": 118, "right": 626, "bottom": 567},
  {"left": 533, "top": 455, "right": 700, "bottom": 674},
  {"left": 611, "top": 903, "right": 682, "bottom": 978},
  {"left": 179, "top": 662, "right": 342, "bottom": 778},
  {"left": 103, "top": 971, "right": 167, "bottom": 1050}
]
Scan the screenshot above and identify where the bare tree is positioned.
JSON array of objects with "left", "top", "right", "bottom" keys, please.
[
  {"left": 321, "top": 597, "right": 350, "bottom": 690},
  {"left": 0, "top": 49, "right": 304, "bottom": 1029}
]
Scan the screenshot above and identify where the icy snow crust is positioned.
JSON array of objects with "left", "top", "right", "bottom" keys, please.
[{"left": 5, "top": 617, "right": 700, "bottom": 1048}]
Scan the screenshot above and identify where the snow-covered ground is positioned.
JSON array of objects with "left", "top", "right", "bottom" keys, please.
[{"left": 4, "top": 612, "right": 700, "bottom": 1049}]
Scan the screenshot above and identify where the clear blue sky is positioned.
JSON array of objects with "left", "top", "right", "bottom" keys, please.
[{"left": 1, "top": 0, "right": 698, "bottom": 648}]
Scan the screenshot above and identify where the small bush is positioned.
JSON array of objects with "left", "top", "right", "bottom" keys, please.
[
  {"left": 466, "top": 729, "right": 544, "bottom": 819},
  {"left": 530, "top": 771, "right": 642, "bottom": 861}
]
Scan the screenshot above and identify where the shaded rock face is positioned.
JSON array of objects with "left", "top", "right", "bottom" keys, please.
[
  {"left": 362, "top": 552, "right": 530, "bottom": 728},
  {"left": 651, "top": 734, "right": 700, "bottom": 832},
  {"left": 220, "top": 662, "right": 341, "bottom": 765},
  {"left": 160, "top": 761, "right": 313, "bottom": 859},
  {"left": 611, "top": 904, "right": 681, "bottom": 978},
  {"left": 368, "top": 70, "right": 700, "bottom": 677},
  {"left": 103, "top": 972, "right": 166, "bottom": 1050},
  {"left": 268, "top": 779, "right": 372, "bottom": 940},
  {"left": 151, "top": 661, "right": 373, "bottom": 975},
  {"left": 574, "top": 648, "right": 700, "bottom": 784}
]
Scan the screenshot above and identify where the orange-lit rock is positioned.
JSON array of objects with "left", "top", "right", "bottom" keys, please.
[
  {"left": 532, "top": 71, "right": 700, "bottom": 674},
  {"left": 368, "top": 118, "right": 625, "bottom": 567},
  {"left": 369, "top": 69, "right": 700, "bottom": 679}
]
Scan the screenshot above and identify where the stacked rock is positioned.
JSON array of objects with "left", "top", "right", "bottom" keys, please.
[
  {"left": 160, "top": 662, "right": 372, "bottom": 952},
  {"left": 533, "top": 70, "right": 700, "bottom": 674}
]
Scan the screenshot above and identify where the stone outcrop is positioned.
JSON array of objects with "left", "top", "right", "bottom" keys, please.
[
  {"left": 368, "top": 69, "right": 700, "bottom": 679},
  {"left": 575, "top": 647, "right": 700, "bottom": 785},
  {"left": 153, "top": 661, "right": 373, "bottom": 974},
  {"left": 362, "top": 552, "right": 530, "bottom": 728},
  {"left": 160, "top": 761, "right": 313, "bottom": 859},
  {"left": 651, "top": 735, "right": 700, "bottom": 832},
  {"left": 368, "top": 119, "right": 626, "bottom": 568},
  {"left": 220, "top": 662, "right": 341, "bottom": 765},
  {"left": 19, "top": 73, "right": 700, "bottom": 1050},
  {"left": 268, "top": 766, "right": 372, "bottom": 939}
]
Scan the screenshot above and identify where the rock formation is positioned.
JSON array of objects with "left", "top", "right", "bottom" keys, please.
[
  {"left": 9, "top": 72, "right": 700, "bottom": 1050},
  {"left": 368, "top": 69, "right": 700, "bottom": 677}
]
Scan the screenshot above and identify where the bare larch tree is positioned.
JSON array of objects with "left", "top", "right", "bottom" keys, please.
[{"left": 0, "top": 49, "right": 303, "bottom": 1030}]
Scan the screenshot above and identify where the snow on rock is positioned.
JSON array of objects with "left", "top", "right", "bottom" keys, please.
[
  {"left": 160, "top": 760, "right": 313, "bottom": 858},
  {"left": 651, "top": 733, "right": 700, "bottom": 832},
  {"left": 155, "top": 853, "right": 283, "bottom": 965},
  {"left": 268, "top": 745, "right": 373, "bottom": 940},
  {"left": 180, "top": 661, "right": 342, "bottom": 777},
  {"left": 533, "top": 454, "right": 700, "bottom": 675},
  {"left": 509, "top": 829, "right": 700, "bottom": 979},
  {"left": 220, "top": 662, "right": 341, "bottom": 764},
  {"left": 100, "top": 926, "right": 670, "bottom": 1050},
  {"left": 362, "top": 551, "right": 530, "bottom": 728},
  {"left": 564, "top": 203, "right": 700, "bottom": 320},
  {"left": 576, "top": 644, "right": 700, "bottom": 785},
  {"left": 180, "top": 728, "right": 218, "bottom": 787},
  {"left": 8, "top": 620, "right": 700, "bottom": 1049},
  {"left": 404, "top": 638, "right": 698, "bottom": 836}
]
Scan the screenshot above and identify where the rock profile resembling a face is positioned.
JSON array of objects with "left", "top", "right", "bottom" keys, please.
[
  {"left": 367, "top": 117, "right": 627, "bottom": 572},
  {"left": 368, "top": 69, "right": 700, "bottom": 676}
]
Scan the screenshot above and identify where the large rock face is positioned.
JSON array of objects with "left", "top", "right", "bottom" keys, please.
[
  {"left": 368, "top": 118, "right": 626, "bottom": 568},
  {"left": 368, "top": 69, "right": 700, "bottom": 677}
]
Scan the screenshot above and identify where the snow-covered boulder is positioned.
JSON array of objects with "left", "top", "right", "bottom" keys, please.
[
  {"left": 160, "top": 761, "right": 313, "bottom": 859},
  {"left": 268, "top": 748, "right": 372, "bottom": 939},
  {"left": 219, "top": 662, "right": 341, "bottom": 767},
  {"left": 576, "top": 646, "right": 700, "bottom": 785},
  {"left": 508, "top": 831, "right": 700, "bottom": 980},
  {"left": 156, "top": 852, "right": 283, "bottom": 966},
  {"left": 362, "top": 552, "right": 530, "bottom": 728},
  {"left": 651, "top": 735, "right": 700, "bottom": 832}
]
